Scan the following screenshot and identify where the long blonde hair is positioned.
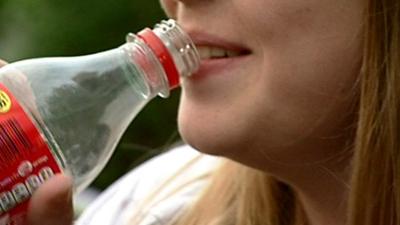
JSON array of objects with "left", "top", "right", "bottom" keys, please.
[
  {"left": 349, "top": 0, "right": 400, "bottom": 224},
  {"left": 130, "top": 0, "right": 400, "bottom": 224}
]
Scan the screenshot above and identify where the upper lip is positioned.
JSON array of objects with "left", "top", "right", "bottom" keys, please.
[{"left": 186, "top": 30, "right": 252, "bottom": 55}]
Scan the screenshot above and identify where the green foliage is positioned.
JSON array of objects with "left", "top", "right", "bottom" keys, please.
[
  {"left": 0, "top": 0, "right": 182, "bottom": 190},
  {"left": 0, "top": 0, "right": 166, "bottom": 59}
]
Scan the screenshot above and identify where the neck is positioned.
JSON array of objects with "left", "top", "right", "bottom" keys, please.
[
  {"left": 293, "top": 158, "right": 351, "bottom": 225},
  {"left": 248, "top": 138, "right": 353, "bottom": 225}
]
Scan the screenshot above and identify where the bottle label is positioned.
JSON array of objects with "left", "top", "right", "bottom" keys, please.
[{"left": 0, "top": 84, "right": 62, "bottom": 225}]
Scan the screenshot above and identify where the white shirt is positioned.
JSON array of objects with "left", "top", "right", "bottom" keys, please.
[{"left": 76, "top": 145, "right": 220, "bottom": 225}]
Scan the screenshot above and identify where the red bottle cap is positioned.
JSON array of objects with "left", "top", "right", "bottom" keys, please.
[{"left": 137, "top": 29, "right": 180, "bottom": 89}]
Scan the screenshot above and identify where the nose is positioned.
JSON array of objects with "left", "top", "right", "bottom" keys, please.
[
  {"left": 161, "top": 0, "right": 212, "bottom": 18},
  {"left": 160, "top": 0, "right": 178, "bottom": 18}
]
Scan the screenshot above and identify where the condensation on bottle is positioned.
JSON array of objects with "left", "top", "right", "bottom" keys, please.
[{"left": 0, "top": 19, "right": 200, "bottom": 224}]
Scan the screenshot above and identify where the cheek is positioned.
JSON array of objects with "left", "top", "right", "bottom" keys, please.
[
  {"left": 258, "top": 50, "right": 360, "bottom": 145},
  {"left": 244, "top": 0, "right": 363, "bottom": 141},
  {"left": 177, "top": 78, "right": 260, "bottom": 156}
]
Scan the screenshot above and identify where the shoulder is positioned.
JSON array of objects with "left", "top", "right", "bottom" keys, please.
[{"left": 76, "top": 145, "right": 221, "bottom": 225}]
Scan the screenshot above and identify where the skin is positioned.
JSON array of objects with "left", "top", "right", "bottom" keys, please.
[
  {"left": 162, "top": 0, "right": 364, "bottom": 225},
  {"left": 27, "top": 174, "right": 73, "bottom": 225},
  {"left": 22, "top": 0, "right": 364, "bottom": 224},
  {"left": 168, "top": 0, "right": 363, "bottom": 167}
]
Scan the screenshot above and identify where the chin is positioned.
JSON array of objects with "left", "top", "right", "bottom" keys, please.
[
  {"left": 178, "top": 117, "right": 226, "bottom": 156},
  {"left": 177, "top": 107, "right": 254, "bottom": 159}
]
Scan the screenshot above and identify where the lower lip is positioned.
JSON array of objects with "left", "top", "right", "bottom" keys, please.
[{"left": 189, "top": 55, "right": 251, "bottom": 80}]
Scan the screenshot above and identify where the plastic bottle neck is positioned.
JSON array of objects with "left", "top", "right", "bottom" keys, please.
[{"left": 125, "top": 19, "right": 200, "bottom": 97}]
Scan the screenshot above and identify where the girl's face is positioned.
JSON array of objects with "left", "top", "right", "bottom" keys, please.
[{"left": 161, "top": 0, "right": 364, "bottom": 168}]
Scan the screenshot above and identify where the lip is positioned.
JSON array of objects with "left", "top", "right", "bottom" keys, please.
[
  {"left": 186, "top": 31, "right": 252, "bottom": 79},
  {"left": 188, "top": 31, "right": 251, "bottom": 53}
]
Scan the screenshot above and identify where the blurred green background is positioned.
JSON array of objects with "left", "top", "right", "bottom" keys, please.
[{"left": 0, "top": 0, "right": 182, "bottom": 190}]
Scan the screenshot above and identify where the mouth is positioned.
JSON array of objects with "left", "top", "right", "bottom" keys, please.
[
  {"left": 196, "top": 45, "right": 251, "bottom": 60},
  {"left": 186, "top": 32, "right": 252, "bottom": 79}
]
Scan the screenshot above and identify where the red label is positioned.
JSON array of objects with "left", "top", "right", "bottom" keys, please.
[{"left": 0, "top": 84, "right": 62, "bottom": 225}]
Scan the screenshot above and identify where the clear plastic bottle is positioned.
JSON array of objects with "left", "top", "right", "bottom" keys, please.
[{"left": 0, "top": 19, "right": 199, "bottom": 224}]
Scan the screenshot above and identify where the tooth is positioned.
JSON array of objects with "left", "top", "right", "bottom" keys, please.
[
  {"left": 227, "top": 50, "right": 240, "bottom": 57},
  {"left": 197, "top": 47, "right": 211, "bottom": 59},
  {"left": 197, "top": 46, "right": 243, "bottom": 59},
  {"left": 211, "top": 47, "right": 226, "bottom": 58}
]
